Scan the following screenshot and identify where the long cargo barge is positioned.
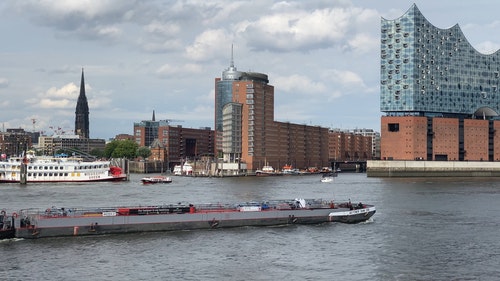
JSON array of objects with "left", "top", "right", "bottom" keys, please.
[{"left": 4, "top": 198, "right": 375, "bottom": 239}]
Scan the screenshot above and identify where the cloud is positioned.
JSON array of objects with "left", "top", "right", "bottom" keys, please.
[
  {"left": 185, "top": 29, "right": 232, "bottom": 61},
  {"left": 10, "top": 0, "right": 139, "bottom": 27},
  {"left": 156, "top": 63, "right": 204, "bottom": 78},
  {"left": 475, "top": 41, "right": 500, "bottom": 54},
  {"left": 328, "top": 69, "right": 364, "bottom": 85},
  {"left": 7, "top": 0, "right": 139, "bottom": 42},
  {"left": 242, "top": 6, "right": 379, "bottom": 53},
  {"left": 273, "top": 74, "right": 326, "bottom": 94},
  {"left": 26, "top": 83, "right": 78, "bottom": 109},
  {"left": 144, "top": 20, "right": 180, "bottom": 36},
  {"left": 346, "top": 33, "right": 378, "bottom": 53},
  {"left": 140, "top": 39, "right": 184, "bottom": 53},
  {"left": 0, "top": 77, "right": 9, "bottom": 88}
]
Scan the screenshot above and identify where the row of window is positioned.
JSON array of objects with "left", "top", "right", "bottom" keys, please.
[
  {"left": 26, "top": 165, "right": 107, "bottom": 170},
  {"left": 27, "top": 173, "right": 71, "bottom": 177}
]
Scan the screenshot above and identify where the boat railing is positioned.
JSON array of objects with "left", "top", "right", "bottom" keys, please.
[{"left": 16, "top": 199, "right": 340, "bottom": 220}]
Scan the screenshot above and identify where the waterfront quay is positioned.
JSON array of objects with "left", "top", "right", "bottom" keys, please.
[{"left": 367, "top": 160, "right": 500, "bottom": 177}]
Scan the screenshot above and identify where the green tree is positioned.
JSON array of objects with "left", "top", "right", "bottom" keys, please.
[
  {"left": 136, "top": 146, "right": 152, "bottom": 160},
  {"left": 104, "top": 140, "right": 120, "bottom": 158},
  {"left": 111, "top": 139, "right": 138, "bottom": 159},
  {"left": 104, "top": 139, "right": 139, "bottom": 159},
  {"left": 90, "top": 148, "right": 104, "bottom": 158}
]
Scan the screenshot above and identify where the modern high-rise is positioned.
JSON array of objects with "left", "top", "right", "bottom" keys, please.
[
  {"left": 380, "top": 4, "right": 500, "bottom": 161},
  {"left": 215, "top": 48, "right": 329, "bottom": 171},
  {"left": 75, "top": 68, "right": 90, "bottom": 139}
]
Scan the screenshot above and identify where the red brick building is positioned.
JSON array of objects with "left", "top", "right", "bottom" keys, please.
[
  {"left": 381, "top": 116, "right": 500, "bottom": 161},
  {"left": 328, "top": 130, "right": 373, "bottom": 162},
  {"left": 134, "top": 120, "right": 214, "bottom": 166}
]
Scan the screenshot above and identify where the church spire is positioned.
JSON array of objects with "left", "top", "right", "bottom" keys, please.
[
  {"left": 152, "top": 110, "right": 156, "bottom": 121},
  {"left": 75, "top": 68, "right": 90, "bottom": 139}
]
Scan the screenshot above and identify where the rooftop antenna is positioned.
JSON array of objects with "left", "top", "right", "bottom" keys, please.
[{"left": 230, "top": 43, "right": 234, "bottom": 68}]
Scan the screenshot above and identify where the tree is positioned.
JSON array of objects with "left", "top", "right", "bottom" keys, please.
[
  {"left": 90, "top": 148, "right": 104, "bottom": 158},
  {"left": 105, "top": 139, "right": 139, "bottom": 159},
  {"left": 104, "top": 140, "right": 119, "bottom": 158},
  {"left": 136, "top": 146, "right": 152, "bottom": 160}
]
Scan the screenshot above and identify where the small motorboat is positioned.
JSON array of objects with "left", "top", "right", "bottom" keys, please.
[
  {"left": 320, "top": 172, "right": 337, "bottom": 183},
  {"left": 141, "top": 176, "right": 173, "bottom": 184}
]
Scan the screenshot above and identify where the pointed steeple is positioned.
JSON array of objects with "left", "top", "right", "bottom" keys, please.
[
  {"left": 152, "top": 110, "right": 156, "bottom": 121},
  {"left": 75, "top": 68, "right": 90, "bottom": 139}
]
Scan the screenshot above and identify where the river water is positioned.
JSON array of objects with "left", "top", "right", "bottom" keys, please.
[{"left": 1, "top": 173, "right": 500, "bottom": 280}]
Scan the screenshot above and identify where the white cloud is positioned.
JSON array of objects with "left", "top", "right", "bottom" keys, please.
[
  {"left": 144, "top": 20, "right": 180, "bottom": 36},
  {"left": 0, "top": 77, "right": 9, "bottom": 88},
  {"left": 242, "top": 6, "right": 379, "bottom": 52},
  {"left": 156, "top": 63, "right": 204, "bottom": 78},
  {"left": 273, "top": 74, "right": 326, "bottom": 94},
  {"left": 475, "top": 41, "right": 500, "bottom": 54},
  {"left": 185, "top": 29, "right": 232, "bottom": 61},
  {"left": 329, "top": 69, "right": 364, "bottom": 85},
  {"left": 347, "top": 33, "right": 378, "bottom": 53},
  {"left": 26, "top": 83, "right": 77, "bottom": 109},
  {"left": 141, "top": 39, "right": 184, "bottom": 53}
]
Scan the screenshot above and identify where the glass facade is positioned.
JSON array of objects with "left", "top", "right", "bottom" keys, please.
[
  {"left": 380, "top": 4, "right": 500, "bottom": 117},
  {"left": 215, "top": 81, "right": 235, "bottom": 131}
]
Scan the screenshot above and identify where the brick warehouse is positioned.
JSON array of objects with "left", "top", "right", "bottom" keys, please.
[{"left": 215, "top": 47, "right": 330, "bottom": 171}]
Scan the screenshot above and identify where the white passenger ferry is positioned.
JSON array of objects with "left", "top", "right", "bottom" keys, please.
[{"left": 0, "top": 152, "right": 126, "bottom": 183}]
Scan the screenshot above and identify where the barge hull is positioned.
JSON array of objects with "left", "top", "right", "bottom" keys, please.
[
  {"left": 16, "top": 209, "right": 337, "bottom": 239},
  {"left": 15, "top": 209, "right": 375, "bottom": 239},
  {"left": 12, "top": 199, "right": 375, "bottom": 239}
]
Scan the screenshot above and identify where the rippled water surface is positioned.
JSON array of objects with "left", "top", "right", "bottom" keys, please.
[{"left": 1, "top": 173, "right": 500, "bottom": 280}]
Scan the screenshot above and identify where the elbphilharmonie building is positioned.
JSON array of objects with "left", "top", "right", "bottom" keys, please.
[{"left": 380, "top": 5, "right": 500, "bottom": 161}]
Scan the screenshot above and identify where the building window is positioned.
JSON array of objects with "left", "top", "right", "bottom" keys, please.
[{"left": 388, "top": 123, "right": 399, "bottom": 132}]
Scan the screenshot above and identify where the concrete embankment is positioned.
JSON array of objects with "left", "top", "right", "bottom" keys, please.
[{"left": 367, "top": 160, "right": 500, "bottom": 177}]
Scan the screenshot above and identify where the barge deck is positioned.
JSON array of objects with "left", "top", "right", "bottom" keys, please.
[{"left": 4, "top": 198, "right": 375, "bottom": 239}]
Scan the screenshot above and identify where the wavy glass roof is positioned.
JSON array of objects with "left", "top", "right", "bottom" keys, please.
[{"left": 380, "top": 4, "right": 500, "bottom": 117}]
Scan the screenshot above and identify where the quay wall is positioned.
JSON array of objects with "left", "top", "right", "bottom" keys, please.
[{"left": 367, "top": 160, "right": 500, "bottom": 177}]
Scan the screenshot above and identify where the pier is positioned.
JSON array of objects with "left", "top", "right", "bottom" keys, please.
[{"left": 367, "top": 160, "right": 500, "bottom": 177}]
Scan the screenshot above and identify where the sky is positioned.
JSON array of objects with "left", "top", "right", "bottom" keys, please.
[{"left": 1, "top": 0, "right": 499, "bottom": 140}]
